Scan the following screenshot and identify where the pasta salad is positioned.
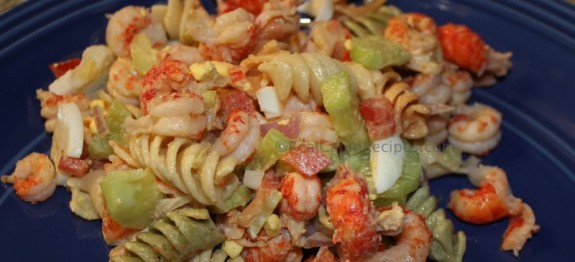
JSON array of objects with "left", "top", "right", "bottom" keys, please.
[{"left": 1, "top": 0, "right": 539, "bottom": 261}]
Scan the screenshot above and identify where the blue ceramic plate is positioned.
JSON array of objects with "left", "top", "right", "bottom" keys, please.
[{"left": 1, "top": 0, "right": 573, "bottom": 261}]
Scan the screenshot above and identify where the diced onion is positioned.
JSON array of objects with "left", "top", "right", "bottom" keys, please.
[
  {"left": 243, "top": 169, "right": 265, "bottom": 190},
  {"left": 256, "top": 86, "right": 283, "bottom": 119}
]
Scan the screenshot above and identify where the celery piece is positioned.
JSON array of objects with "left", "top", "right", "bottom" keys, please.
[
  {"left": 321, "top": 72, "right": 370, "bottom": 153},
  {"left": 247, "top": 190, "right": 283, "bottom": 239},
  {"left": 130, "top": 33, "right": 158, "bottom": 76},
  {"left": 350, "top": 36, "right": 410, "bottom": 70},
  {"left": 247, "top": 129, "right": 291, "bottom": 171},
  {"left": 101, "top": 169, "right": 163, "bottom": 229},
  {"left": 88, "top": 134, "right": 114, "bottom": 160},
  {"left": 374, "top": 140, "right": 421, "bottom": 206},
  {"left": 405, "top": 185, "right": 431, "bottom": 211},
  {"left": 318, "top": 144, "right": 339, "bottom": 173},
  {"left": 106, "top": 100, "right": 131, "bottom": 135},
  {"left": 340, "top": 147, "right": 371, "bottom": 176},
  {"left": 212, "top": 185, "right": 253, "bottom": 214}
]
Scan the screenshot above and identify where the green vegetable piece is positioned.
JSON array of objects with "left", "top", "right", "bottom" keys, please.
[
  {"left": 101, "top": 169, "right": 163, "bottom": 229},
  {"left": 130, "top": 33, "right": 158, "bottom": 76},
  {"left": 340, "top": 147, "right": 371, "bottom": 176},
  {"left": 321, "top": 72, "right": 370, "bottom": 153},
  {"left": 405, "top": 185, "right": 431, "bottom": 211},
  {"left": 106, "top": 100, "right": 131, "bottom": 137},
  {"left": 350, "top": 36, "right": 410, "bottom": 70},
  {"left": 374, "top": 140, "right": 421, "bottom": 206},
  {"left": 247, "top": 129, "right": 291, "bottom": 171},
  {"left": 212, "top": 185, "right": 253, "bottom": 214},
  {"left": 247, "top": 190, "right": 283, "bottom": 239},
  {"left": 87, "top": 134, "right": 114, "bottom": 160},
  {"left": 318, "top": 144, "right": 339, "bottom": 173}
]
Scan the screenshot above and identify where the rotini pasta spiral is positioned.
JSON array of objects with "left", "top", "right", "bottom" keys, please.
[
  {"left": 344, "top": 62, "right": 401, "bottom": 101},
  {"left": 109, "top": 208, "right": 225, "bottom": 262},
  {"left": 259, "top": 52, "right": 350, "bottom": 105},
  {"left": 189, "top": 247, "right": 229, "bottom": 262},
  {"left": 163, "top": 0, "right": 206, "bottom": 44},
  {"left": 384, "top": 82, "right": 430, "bottom": 139},
  {"left": 339, "top": 5, "right": 401, "bottom": 37},
  {"left": 406, "top": 185, "right": 466, "bottom": 262},
  {"left": 113, "top": 134, "right": 240, "bottom": 208}
]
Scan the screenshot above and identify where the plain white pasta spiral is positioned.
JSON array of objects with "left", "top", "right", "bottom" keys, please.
[{"left": 113, "top": 134, "right": 240, "bottom": 209}]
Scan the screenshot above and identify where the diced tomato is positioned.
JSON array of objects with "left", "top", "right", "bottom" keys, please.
[
  {"left": 217, "top": 88, "right": 256, "bottom": 120},
  {"left": 437, "top": 23, "right": 488, "bottom": 74},
  {"left": 219, "top": 0, "right": 268, "bottom": 15},
  {"left": 58, "top": 156, "right": 89, "bottom": 177},
  {"left": 102, "top": 203, "right": 137, "bottom": 243},
  {"left": 281, "top": 145, "right": 331, "bottom": 176},
  {"left": 49, "top": 58, "right": 81, "bottom": 78},
  {"left": 260, "top": 115, "right": 301, "bottom": 140},
  {"left": 359, "top": 96, "right": 396, "bottom": 141}
]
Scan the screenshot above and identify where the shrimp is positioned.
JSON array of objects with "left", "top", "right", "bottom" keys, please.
[
  {"left": 501, "top": 203, "right": 540, "bottom": 256},
  {"left": 361, "top": 209, "right": 433, "bottom": 262},
  {"left": 448, "top": 165, "right": 522, "bottom": 224},
  {"left": 448, "top": 103, "right": 502, "bottom": 155},
  {"left": 450, "top": 164, "right": 538, "bottom": 255},
  {"left": 298, "top": 112, "right": 340, "bottom": 147},
  {"left": 1, "top": 153, "right": 57, "bottom": 204},
  {"left": 425, "top": 114, "right": 449, "bottom": 145},
  {"left": 307, "top": 20, "right": 350, "bottom": 60},
  {"left": 140, "top": 58, "right": 192, "bottom": 114},
  {"left": 244, "top": 230, "right": 303, "bottom": 262},
  {"left": 444, "top": 69, "right": 473, "bottom": 106},
  {"left": 384, "top": 13, "right": 442, "bottom": 75},
  {"left": 280, "top": 172, "right": 322, "bottom": 221},
  {"left": 437, "top": 23, "right": 488, "bottom": 74},
  {"left": 409, "top": 73, "right": 451, "bottom": 105},
  {"left": 213, "top": 110, "right": 251, "bottom": 156},
  {"left": 106, "top": 58, "right": 142, "bottom": 106},
  {"left": 195, "top": 8, "right": 258, "bottom": 63},
  {"left": 326, "top": 166, "right": 380, "bottom": 261},
  {"left": 105, "top": 6, "right": 167, "bottom": 57},
  {"left": 158, "top": 43, "right": 205, "bottom": 65},
  {"left": 211, "top": 110, "right": 260, "bottom": 163}
]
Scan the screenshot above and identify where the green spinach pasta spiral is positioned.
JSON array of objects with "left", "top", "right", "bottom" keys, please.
[
  {"left": 406, "top": 185, "right": 466, "bottom": 262},
  {"left": 109, "top": 208, "right": 225, "bottom": 262},
  {"left": 339, "top": 5, "right": 401, "bottom": 37}
]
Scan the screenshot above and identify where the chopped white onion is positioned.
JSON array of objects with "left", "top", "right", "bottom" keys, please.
[
  {"left": 256, "top": 86, "right": 283, "bottom": 119},
  {"left": 243, "top": 169, "right": 265, "bottom": 190}
]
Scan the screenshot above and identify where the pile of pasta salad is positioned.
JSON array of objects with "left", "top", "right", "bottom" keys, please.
[{"left": 1, "top": 0, "right": 539, "bottom": 261}]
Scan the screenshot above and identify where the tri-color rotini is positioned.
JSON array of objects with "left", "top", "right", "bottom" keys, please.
[
  {"left": 406, "top": 185, "right": 466, "bottom": 262},
  {"left": 109, "top": 208, "right": 225, "bottom": 262}
]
